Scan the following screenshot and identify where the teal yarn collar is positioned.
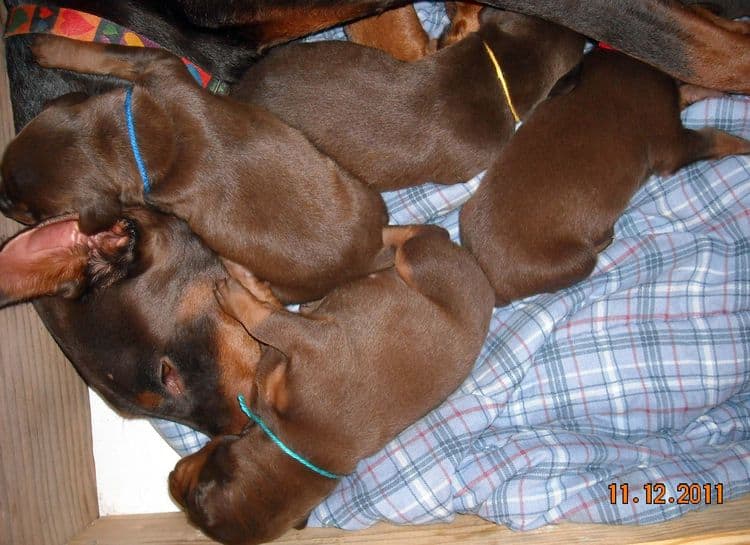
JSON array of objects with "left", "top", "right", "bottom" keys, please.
[{"left": 237, "top": 394, "right": 343, "bottom": 480}]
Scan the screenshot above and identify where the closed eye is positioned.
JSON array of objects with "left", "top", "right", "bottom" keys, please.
[{"left": 160, "top": 356, "right": 184, "bottom": 397}]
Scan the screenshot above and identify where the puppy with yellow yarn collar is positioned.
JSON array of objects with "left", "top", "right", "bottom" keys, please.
[{"left": 233, "top": 8, "right": 585, "bottom": 191}]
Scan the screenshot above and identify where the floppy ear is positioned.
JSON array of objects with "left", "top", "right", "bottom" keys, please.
[
  {"left": 78, "top": 195, "right": 122, "bottom": 234},
  {"left": 261, "top": 352, "right": 290, "bottom": 415},
  {"left": 0, "top": 219, "right": 90, "bottom": 308},
  {"left": 547, "top": 62, "right": 582, "bottom": 98}
]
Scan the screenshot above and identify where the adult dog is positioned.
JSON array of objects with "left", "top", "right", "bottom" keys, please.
[
  {"left": 5, "top": 0, "right": 750, "bottom": 131},
  {"left": 2, "top": 0, "right": 749, "bottom": 434},
  {"left": 0, "top": 209, "right": 271, "bottom": 436}
]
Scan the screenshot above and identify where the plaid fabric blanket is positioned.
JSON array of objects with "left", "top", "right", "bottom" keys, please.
[{"left": 151, "top": 3, "right": 750, "bottom": 530}]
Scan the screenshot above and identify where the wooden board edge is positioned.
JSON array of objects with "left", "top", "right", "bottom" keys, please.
[{"left": 70, "top": 493, "right": 750, "bottom": 545}]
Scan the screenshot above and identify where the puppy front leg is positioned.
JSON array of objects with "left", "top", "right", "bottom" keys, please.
[
  {"left": 214, "top": 268, "right": 330, "bottom": 356},
  {"left": 31, "top": 35, "right": 187, "bottom": 83},
  {"left": 220, "top": 258, "right": 283, "bottom": 310}
]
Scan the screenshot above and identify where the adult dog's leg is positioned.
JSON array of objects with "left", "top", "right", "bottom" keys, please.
[
  {"left": 176, "top": 0, "right": 408, "bottom": 51},
  {"left": 173, "top": 0, "right": 750, "bottom": 93},
  {"left": 476, "top": 0, "right": 750, "bottom": 93}
]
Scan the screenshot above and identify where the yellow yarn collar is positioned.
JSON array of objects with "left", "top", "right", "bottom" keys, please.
[{"left": 482, "top": 40, "right": 522, "bottom": 125}]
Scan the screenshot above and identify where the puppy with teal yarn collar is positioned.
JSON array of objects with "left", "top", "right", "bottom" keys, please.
[{"left": 169, "top": 225, "right": 494, "bottom": 545}]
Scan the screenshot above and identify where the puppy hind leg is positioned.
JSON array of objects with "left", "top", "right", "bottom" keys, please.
[
  {"left": 31, "top": 35, "right": 185, "bottom": 83},
  {"left": 503, "top": 242, "right": 598, "bottom": 304},
  {"left": 656, "top": 128, "right": 750, "bottom": 175}
]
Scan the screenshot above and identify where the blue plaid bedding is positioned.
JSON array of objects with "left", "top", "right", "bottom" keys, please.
[{"left": 151, "top": 2, "right": 750, "bottom": 530}]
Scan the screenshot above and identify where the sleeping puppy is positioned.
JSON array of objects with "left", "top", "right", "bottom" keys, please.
[
  {"left": 460, "top": 47, "right": 750, "bottom": 306},
  {"left": 168, "top": 225, "right": 495, "bottom": 545},
  {"left": 0, "top": 35, "right": 388, "bottom": 303},
  {"left": 0, "top": 209, "right": 266, "bottom": 436},
  {"left": 233, "top": 9, "right": 585, "bottom": 190}
]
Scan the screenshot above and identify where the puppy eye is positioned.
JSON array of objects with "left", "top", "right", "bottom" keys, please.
[{"left": 159, "top": 356, "right": 183, "bottom": 396}]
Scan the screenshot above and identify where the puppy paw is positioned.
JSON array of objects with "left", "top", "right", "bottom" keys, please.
[
  {"left": 220, "top": 258, "right": 282, "bottom": 309},
  {"left": 214, "top": 277, "right": 274, "bottom": 330},
  {"left": 169, "top": 437, "right": 227, "bottom": 508}
]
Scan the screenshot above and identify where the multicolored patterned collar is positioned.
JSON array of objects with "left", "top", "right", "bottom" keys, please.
[{"left": 4, "top": 4, "right": 230, "bottom": 95}]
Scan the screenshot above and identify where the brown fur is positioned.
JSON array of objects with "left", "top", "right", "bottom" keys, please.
[
  {"left": 0, "top": 216, "right": 137, "bottom": 308},
  {"left": 169, "top": 225, "right": 494, "bottom": 545},
  {"left": 0, "top": 245, "right": 88, "bottom": 305},
  {"left": 156, "top": 0, "right": 750, "bottom": 94},
  {"left": 232, "top": 10, "right": 585, "bottom": 191},
  {"left": 345, "top": 5, "right": 435, "bottom": 61},
  {"left": 460, "top": 48, "right": 750, "bottom": 306},
  {"left": 0, "top": 208, "right": 266, "bottom": 436},
  {"left": 0, "top": 35, "right": 389, "bottom": 303},
  {"left": 439, "top": 1, "right": 483, "bottom": 48}
]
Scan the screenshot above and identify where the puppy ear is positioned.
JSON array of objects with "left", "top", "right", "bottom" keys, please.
[
  {"left": 547, "top": 62, "right": 582, "bottom": 98},
  {"left": 0, "top": 218, "right": 89, "bottom": 307},
  {"left": 263, "top": 358, "right": 290, "bottom": 415},
  {"left": 42, "top": 92, "right": 89, "bottom": 111},
  {"left": 78, "top": 196, "right": 122, "bottom": 235}
]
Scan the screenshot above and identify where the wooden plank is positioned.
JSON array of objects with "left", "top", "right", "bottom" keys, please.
[
  {"left": 70, "top": 494, "right": 750, "bottom": 545},
  {"left": 0, "top": 6, "right": 99, "bottom": 544}
]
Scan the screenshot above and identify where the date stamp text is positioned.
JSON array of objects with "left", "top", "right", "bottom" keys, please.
[{"left": 609, "top": 483, "right": 724, "bottom": 505}]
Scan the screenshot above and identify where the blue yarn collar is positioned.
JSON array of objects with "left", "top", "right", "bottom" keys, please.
[
  {"left": 124, "top": 87, "right": 152, "bottom": 194},
  {"left": 237, "top": 394, "right": 343, "bottom": 480}
]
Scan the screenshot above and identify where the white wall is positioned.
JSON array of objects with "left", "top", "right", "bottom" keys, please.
[{"left": 89, "top": 389, "right": 181, "bottom": 515}]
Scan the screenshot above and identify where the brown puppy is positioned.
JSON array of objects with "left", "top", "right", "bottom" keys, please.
[
  {"left": 233, "top": 9, "right": 585, "bottom": 190},
  {"left": 460, "top": 47, "right": 750, "bottom": 306},
  {"left": 169, "top": 225, "right": 495, "bottom": 545},
  {"left": 345, "top": 4, "right": 435, "bottom": 61},
  {"left": 0, "top": 35, "right": 388, "bottom": 303},
  {"left": 0, "top": 209, "right": 266, "bottom": 436}
]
